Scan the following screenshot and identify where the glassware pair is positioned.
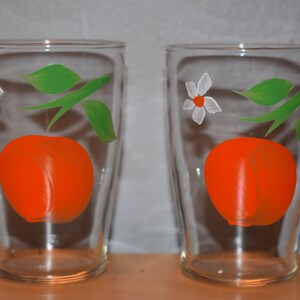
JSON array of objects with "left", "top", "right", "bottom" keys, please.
[{"left": 0, "top": 41, "right": 299, "bottom": 287}]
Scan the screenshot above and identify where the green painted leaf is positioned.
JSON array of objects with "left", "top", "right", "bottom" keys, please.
[
  {"left": 81, "top": 100, "right": 117, "bottom": 143},
  {"left": 238, "top": 91, "right": 300, "bottom": 135},
  {"left": 236, "top": 78, "right": 293, "bottom": 106},
  {"left": 47, "top": 106, "right": 71, "bottom": 131},
  {"left": 295, "top": 118, "right": 300, "bottom": 141},
  {"left": 24, "top": 76, "right": 111, "bottom": 110},
  {"left": 24, "top": 76, "right": 111, "bottom": 130},
  {"left": 19, "top": 64, "right": 81, "bottom": 94}
]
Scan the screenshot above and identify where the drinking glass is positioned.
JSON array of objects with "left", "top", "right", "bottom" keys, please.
[
  {"left": 0, "top": 40, "right": 125, "bottom": 283},
  {"left": 166, "top": 44, "right": 300, "bottom": 286}
]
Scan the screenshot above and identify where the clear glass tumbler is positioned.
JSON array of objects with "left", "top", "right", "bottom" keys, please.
[
  {"left": 0, "top": 40, "right": 125, "bottom": 283},
  {"left": 166, "top": 44, "right": 300, "bottom": 286}
]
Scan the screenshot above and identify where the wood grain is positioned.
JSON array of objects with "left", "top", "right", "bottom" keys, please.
[{"left": 0, "top": 254, "right": 299, "bottom": 300}]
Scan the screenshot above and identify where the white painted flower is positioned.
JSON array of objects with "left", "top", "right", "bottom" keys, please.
[{"left": 183, "top": 73, "right": 221, "bottom": 125}]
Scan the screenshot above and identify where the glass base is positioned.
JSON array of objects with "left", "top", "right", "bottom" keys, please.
[
  {"left": 0, "top": 249, "right": 107, "bottom": 284},
  {"left": 181, "top": 251, "right": 297, "bottom": 287}
]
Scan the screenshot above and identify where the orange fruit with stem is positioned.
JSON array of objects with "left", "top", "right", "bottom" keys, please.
[
  {"left": 0, "top": 135, "right": 94, "bottom": 223},
  {"left": 204, "top": 137, "right": 296, "bottom": 226}
]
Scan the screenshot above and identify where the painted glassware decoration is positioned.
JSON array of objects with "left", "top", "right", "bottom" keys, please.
[
  {"left": 183, "top": 74, "right": 299, "bottom": 227},
  {"left": 204, "top": 137, "right": 297, "bottom": 227},
  {"left": 0, "top": 64, "right": 116, "bottom": 224},
  {"left": 0, "top": 135, "right": 94, "bottom": 223}
]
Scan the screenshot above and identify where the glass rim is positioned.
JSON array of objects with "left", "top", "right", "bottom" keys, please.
[
  {"left": 0, "top": 39, "right": 125, "bottom": 50},
  {"left": 166, "top": 43, "right": 300, "bottom": 52}
]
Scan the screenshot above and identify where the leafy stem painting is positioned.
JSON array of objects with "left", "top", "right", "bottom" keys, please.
[{"left": 20, "top": 64, "right": 117, "bottom": 143}]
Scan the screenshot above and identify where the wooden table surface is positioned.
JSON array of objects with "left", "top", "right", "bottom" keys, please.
[{"left": 0, "top": 254, "right": 299, "bottom": 299}]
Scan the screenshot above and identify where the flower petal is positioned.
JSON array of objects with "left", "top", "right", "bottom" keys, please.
[
  {"left": 197, "top": 73, "right": 212, "bottom": 96},
  {"left": 0, "top": 87, "right": 4, "bottom": 96},
  {"left": 192, "top": 107, "right": 206, "bottom": 125},
  {"left": 185, "top": 81, "right": 198, "bottom": 98},
  {"left": 204, "top": 97, "right": 222, "bottom": 114},
  {"left": 183, "top": 99, "right": 195, "bottom": 110}
]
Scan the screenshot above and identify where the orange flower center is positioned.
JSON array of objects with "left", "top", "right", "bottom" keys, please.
[{"left": 193, "top": 95, "right": 205, "bottom": 107}]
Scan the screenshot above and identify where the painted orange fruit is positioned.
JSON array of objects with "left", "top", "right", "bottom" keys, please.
[
  {"left": 204, "top": 137, "right": 296, "bottom": 226},
  {"left": 0, "top": 135, "right": 94, "bottom": 223}
]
